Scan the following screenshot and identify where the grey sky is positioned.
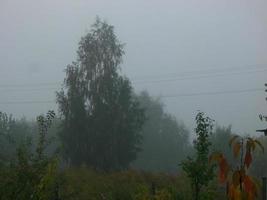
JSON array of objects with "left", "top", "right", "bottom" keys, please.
[{"left": 0, "top": 0, "right": 266, "bottom": 135}]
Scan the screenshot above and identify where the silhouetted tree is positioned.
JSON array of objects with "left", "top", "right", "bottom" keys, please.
[
  {"left": 0, "top": 112, "right": 31, "bottom": 165},
  {"left": 133, "top": 91, "right": 190, "bottom": 172},
  {"left": 57, "top": 18, "right": 145, "bottom": 170}
]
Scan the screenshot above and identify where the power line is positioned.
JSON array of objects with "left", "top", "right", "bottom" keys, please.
[
  {"left": 0, "top": 87, "right": 59, "bottom": 92},
  {"left": 131, "top": 63, "right": 267, "bottom": 80},
  {"left": 132, "top": 68, "right": 267, "bottom": 84},
  {"left": 0, "top": 88, "right": 263, "bottom": 104},
  {"left": 0, "top": 100, "right": 55, "bottom": 105},
  {"left": 0, "top": 82, "right": 61, "bottom": 88},
  {"left": 158, "top": 88, "right": 264, "bottom": 98},
  {"left": 0, "top": 68, "right": 265, "bottom": 90},
  {"left": 0, "top": 64, "right": 266, "bottom": 88}
]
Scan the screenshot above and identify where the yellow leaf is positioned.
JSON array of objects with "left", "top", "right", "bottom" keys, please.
[
  {"left": 209, "top": 152, "right": 222, "bottom": 163},
  {"left": 229, "top": 135, "right": 239, "bottom": 147},
  {"left": 246, "top": 139, "right": 254, "bottom": 152},
  {"left": 233, "top": 187, "right": 242, "bottom": 200}
]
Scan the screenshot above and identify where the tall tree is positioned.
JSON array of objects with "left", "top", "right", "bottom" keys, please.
[
  {"left": 57, "top": 18, "right": 145, "bottom": 170},
  {"left": 133, "top": 91, "right": 190, "bottom": 172}
]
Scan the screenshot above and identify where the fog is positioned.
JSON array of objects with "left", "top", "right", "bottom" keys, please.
[{"left": 0, "top": 0, "right": 266, "bottom": 135}]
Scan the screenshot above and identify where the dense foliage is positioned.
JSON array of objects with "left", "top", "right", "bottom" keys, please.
[
  {"left": 57, "top": 18, "right": 145, "bottom": 170},
  {"left": 133, "top": 91, "right": 190, "bottom": 172},
  {"left": 181, "top": 112, "right": 215, "bottom": 200},
  {"left": 57, "top": 167, "right": 192, "bottom": 200},
  {"left": 0, "top": 112, "right": 32, "bottom": 165},
  {"left": 0, "top": 111, "right": 59, "bottom": 200}
]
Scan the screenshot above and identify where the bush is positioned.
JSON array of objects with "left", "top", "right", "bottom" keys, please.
[{"left": 58, "top": 167, "right": 192, "bottom": 200}]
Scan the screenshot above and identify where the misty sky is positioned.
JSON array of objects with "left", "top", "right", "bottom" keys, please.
[{"left": 0, "top": 0, "right": 266, "bottom": 136}]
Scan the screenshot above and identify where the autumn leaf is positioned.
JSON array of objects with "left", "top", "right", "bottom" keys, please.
[
  {"left": 246, "top": 139, "right": 255, "bottom": 152},
  {"left": 233, "top": 142, "right": 241, "bottom": 158},
  {"left": 244, "top": 175, "right": 253, "bottom": 193},
  {"left": 217, "top": 136, "right": 263, "bottom": 200},
  {"left": 244, "top": 151, "right": 252, "bottom": 168},
  {"left": 219, "top": 156, "right": 229, "bottom": 183},
  {"left": 232, "top": 170, "right": 240, "bottom": 188},
  {"left": 247, "top": 192, "right": 255, "bottom": 200},
  {"left": 228, "top": 183, "right": 235, "bottom": 199},
  {"left": 209, "top": 152, "right": 222, "bottom": 163},
  {"left": 229, "top": 135, "right": 239, "bottom": 147},
  {"left": 230, "top": 187, "right": 242, "bottom": 200},
  {"left": 228, "top": 188, "right": 243, "bottom": 200}
]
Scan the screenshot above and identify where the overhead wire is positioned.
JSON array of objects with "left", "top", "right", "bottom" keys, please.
[
  {"left": 0, "top": 65, "right": 266, "bottom": 88},
  {"left": 132, "top": 68, "right": 267, "bottom": 84},
  {"left": 131, "top": 63, "right": 267, "bottom": 80},
  {"left": 0, "top": 88, "right": 264, "bottom": 104},
  {"left": 0, "top": 64, "right": 265, "bottom": 104}
]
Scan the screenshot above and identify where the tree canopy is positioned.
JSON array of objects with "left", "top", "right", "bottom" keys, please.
[{"left": 57, "top": 18, "right": 145, "bottom": 170}]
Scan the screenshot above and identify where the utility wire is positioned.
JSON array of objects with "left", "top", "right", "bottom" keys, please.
[
  {"left": 0, "top": 87, "right": 59, "bottom": 92},
  {"left": 0, "top": 83, "right": 61, "bottom": 88},
  {"left": 0, "top": 100, "right": 55, "bottom": 105},
  {"left": 0, "top": 88, "right": 263, "bottom": 104},
  {"left": 132, "top": 69, "right": 267, "bottom": 84},
  {"left": 131, "top": 63, "right": 267, "bottom": 80},
  {"left": 0, "top": 67, "right": 266, "bottom": 89},
  {"left": 158, "top": 88, "right": 264, "bottom": 98}
]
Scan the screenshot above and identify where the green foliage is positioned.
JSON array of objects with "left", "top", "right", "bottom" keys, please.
[
  {"left": 58, "top": 167, "right": 192, "bottom": 200},
  {"left": 0, "top": 111, "right": 59, "bottom": 200},
  {"left": 133, "top": 91, "right": 190, "bottom": 172},
  {"left": 57, "top": 18, "right": 145, "bottom": 170},
  {"left": 0, "top": 112, "right": 32, "bottom": 165},
  {"left": 181, "top": 112, "right": 215, "bottom": 200}
]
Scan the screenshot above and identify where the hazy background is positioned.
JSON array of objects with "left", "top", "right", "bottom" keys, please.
[{"left": 0, "top": 0, "right": 266, "bottom": 136}]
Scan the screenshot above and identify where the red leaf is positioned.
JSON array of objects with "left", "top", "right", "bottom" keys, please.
[
  {"left": 243, "top": 176, "right": 254, "bottom": 193},
  {"left": 244, "top": 151, "right": 252, "bottom": 168},
  {"left": 219, "top": 156, "right": 229, "bottom": 183}
]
